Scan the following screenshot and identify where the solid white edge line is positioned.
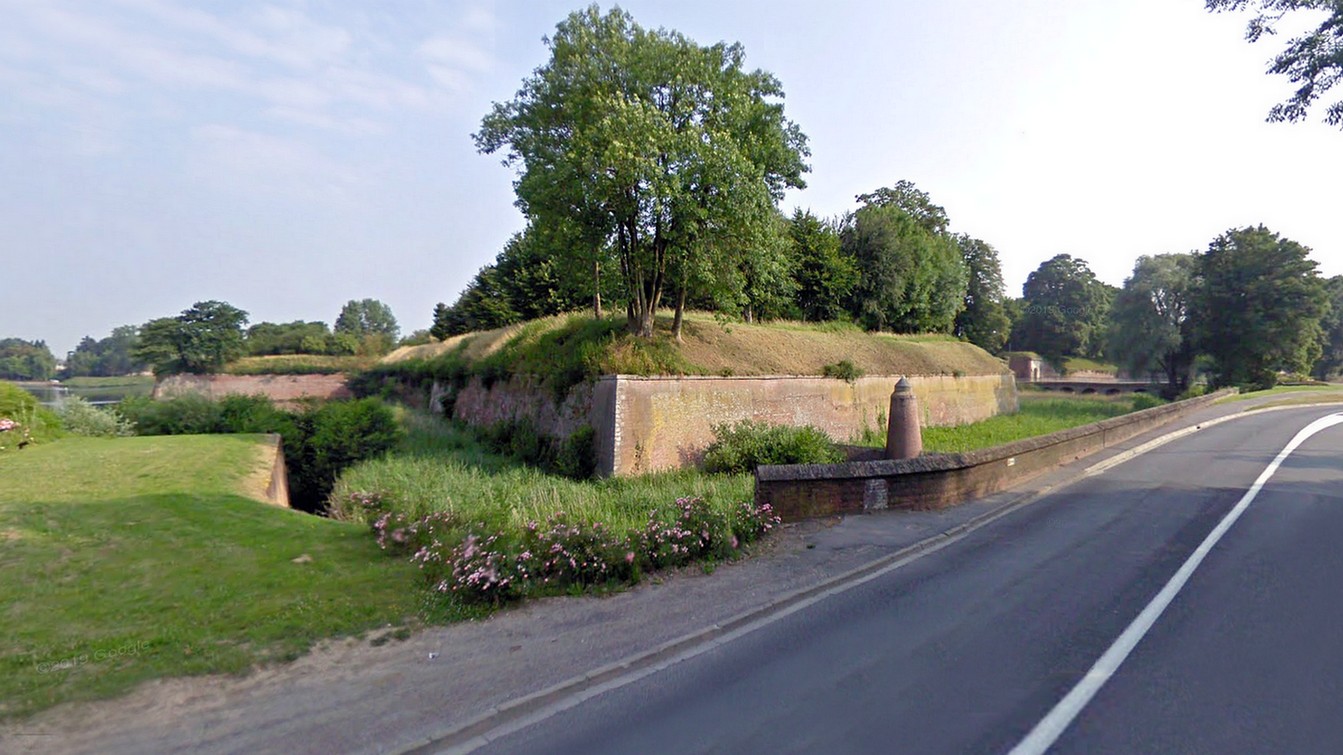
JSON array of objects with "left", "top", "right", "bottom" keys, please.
[{"left": 1008, "top": 411, "right": 1343, "bottom": 755}]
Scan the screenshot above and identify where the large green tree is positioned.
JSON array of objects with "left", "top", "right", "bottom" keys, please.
[
  {"left": 1014, "top": 254, "right": 1112, "bottom": 367},
  {"left": 841, "top": 195, "right": 967, "bottom": 334},
  {"left": 335, "top": 299, "right": 399, "bottom": 341},
  {"left": 953, "top": 235, "right": 1011, "bottom": 354},
  {"left": 1207, "top": 0, "right": 1343, "bottom": 127},
  {"left": 1196, "top": 225, "right": 1329, "bottom": 389},
  {"left": 475, "top": 5, "right": 809, "bottom": 339},
  {"left": 133, "top": 301, "right": 249, "bottom": 375},
  {"left": 1107, "top": 254, "right": 1199, "bottom": 396},
  {"left": 1316, "top": 275, "right": 1343, "bottom": 379}
]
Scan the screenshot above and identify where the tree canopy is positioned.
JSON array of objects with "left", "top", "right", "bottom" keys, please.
[
  {"left": 1207, "top": 0, "right": 1343, "bottom": 127},
  {"left": 1316, "top": 275, "right": 1343, "bottom": 379},
  {"left": 133, "top": 301, "right": 249, "bottom": 375},
  {"left": 62, "top": 325, "right": 143, "bottom": 378},
  {"left": 953, "top": 235, "right": 1011, "bottom": 354},
  {"left": 0, "top": 338, "right": 57, "bottom": 381},
  {"left": 1014, "top": 254, "right": 1112, "bottom": 367},
  {"left": 475, "top": 5, "right": 809, "bottom": 339},
  {"left": 840, "top": 187, "right": 967, "bottom": 334},
  {"left": 1107, "top": 254, "right": 1199, "bottom": 395},
  {"left": 1197, "top": 225, "right": 1329, "bottom": 388}
]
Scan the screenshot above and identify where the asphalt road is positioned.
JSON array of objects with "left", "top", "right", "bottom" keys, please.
[{"left": 474, "top": 406, "right": 1343, "bottom": 755}]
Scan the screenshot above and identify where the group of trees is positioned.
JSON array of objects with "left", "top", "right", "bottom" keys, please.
[
  {"left": 0, "top": 338, "right": 58, "bottom": 381},
  {"left": 1105, "top": 226, "right": 1341, "bottom": 392},
  {"left": 131, "top": 298, "right": 402, "bottom": 375},
  {"left": 434, "top": 176, "right": 1013, "bottom": 354},
  {"left": 431, "top": 5, "right": 1343, "bottom": 395}
]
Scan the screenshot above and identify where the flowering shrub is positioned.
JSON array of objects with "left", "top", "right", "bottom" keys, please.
[
  {"left": 349, "top": 489, "right": 785, "bottom": 606},
  {"left": 0, "top": 416, "right": 28, "bottom": 452},
  {"left": 520, "top": 513, "right": 634, "bottom": 588},
  {"left": 641, "top": 496, "right": 732, "bottom": 569}
]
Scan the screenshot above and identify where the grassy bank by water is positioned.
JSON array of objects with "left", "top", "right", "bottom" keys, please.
[{"left": 0, "top": 434, "right": 422, "bottom": 720}]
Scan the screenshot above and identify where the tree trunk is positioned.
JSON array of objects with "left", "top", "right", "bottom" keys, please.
[
  {"left": 593, "top": 258, "right": 602, "bottom": 318},
  {"left": 672, "top": 288, "right": 687, "bottom": 343}
]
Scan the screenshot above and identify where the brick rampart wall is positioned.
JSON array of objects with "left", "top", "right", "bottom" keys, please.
[{"left": 154, "top": 374, "right": 352, "bottom": 405}]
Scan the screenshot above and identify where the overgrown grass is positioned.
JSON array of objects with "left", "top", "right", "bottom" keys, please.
[
  {"left": 916, "top": 394, "right": 1156, "bottom": 453},
  {"left": 331, "top": 412, "right": 752, "bottom": 537},
  {"left": 0, "top": 435, "right": 423, "bottom": 721}
]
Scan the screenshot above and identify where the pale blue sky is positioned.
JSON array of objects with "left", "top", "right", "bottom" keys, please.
[{"left": 4, "top": 0, "right": 1341, "bottom": 356}]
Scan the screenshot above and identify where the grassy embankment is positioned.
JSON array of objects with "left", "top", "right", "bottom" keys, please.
[
  {"left": 0, "top": 434, "right": 422, "bottom": 721},
  {"left": 1224, "top": 383, "right": 1343, "bottom": 409},
  {"left": 382, "top": 311, "right": 1007, "bottom": 380},
  {"left": 222, "top": 354, "right": 377, "bottom": 375}
]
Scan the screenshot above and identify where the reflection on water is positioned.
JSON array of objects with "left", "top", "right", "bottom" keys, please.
[{"left": 15, "top": 382, "right": 153, "bottom": 407}]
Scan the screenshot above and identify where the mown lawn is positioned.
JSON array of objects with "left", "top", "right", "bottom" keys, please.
[{"left": 0, "top": 434, "right": 422, "bottom": 721}]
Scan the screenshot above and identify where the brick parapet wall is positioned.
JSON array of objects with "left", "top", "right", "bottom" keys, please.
[{"left": 756, "top": 389, "right": 1236, "bottom": 521}]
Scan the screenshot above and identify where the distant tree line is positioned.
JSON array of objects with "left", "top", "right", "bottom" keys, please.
[{"left": 0, "top": 298, "right": 407, "bottom": 379}]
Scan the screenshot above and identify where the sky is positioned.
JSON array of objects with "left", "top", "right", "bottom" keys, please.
[{"left": 3, "top": 0, "right": 1341, "bottom": 357}]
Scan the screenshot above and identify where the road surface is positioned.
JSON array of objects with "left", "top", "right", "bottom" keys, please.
[{"left": 471, "top": 406, "right": 1343, "bottom": 754}]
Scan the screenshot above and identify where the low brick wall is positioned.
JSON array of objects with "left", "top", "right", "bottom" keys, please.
[
  {"left": 154, "top": 373, "right": 352, "bottom": 405},
  {"left": 756, "top": 389, "right": 1235, "bottom": 521}
]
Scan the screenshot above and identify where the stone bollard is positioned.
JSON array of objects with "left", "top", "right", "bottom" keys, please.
[{"left": 886, "top": 377, "right": 923, "bottom": 460}]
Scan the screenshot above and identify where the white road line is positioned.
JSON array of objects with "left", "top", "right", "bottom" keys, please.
[{"left": 1009, "top": 411, "right": 1343, "bottom": 755}]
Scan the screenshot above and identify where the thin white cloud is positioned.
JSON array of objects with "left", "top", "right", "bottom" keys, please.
[{"left": 190, "top": 124, "right": 358, "bottom": 202}]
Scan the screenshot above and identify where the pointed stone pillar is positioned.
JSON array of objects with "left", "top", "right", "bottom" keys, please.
[{"left": 886, "top": 377, "right": 922, "bottom": 460}]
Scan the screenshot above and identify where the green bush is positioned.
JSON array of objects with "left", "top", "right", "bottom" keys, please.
[
  {"left": 0, "top": 381, "right": 63, "bottom": 451},
  {"left": 288, "top": 398, "right": 403, "bottom": 513},
  {"left": 702, "top": 420, "right": 844, "bottom": 474},
  {"left": 1130, "top": 393, "right": 1166, "bottom": 412},
  {"left": 821, "top": 360, "right": 864, "bottom": 382},
  {"left": 118, "top": 394, "right": 223, "bottom": 435},
  {"left": 555, "top": 425, "right": 598, "bottom": 479},
  {"left": 55, "top": 396, "right": 134, "bottom": 437}
]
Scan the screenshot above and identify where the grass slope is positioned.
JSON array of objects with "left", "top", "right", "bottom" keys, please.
[
  {"left": 383, "top": 311, "right": 1007, "bottom": 378},
  {"left": 0, "top": 434, "right": 421, "bottom": 720}
]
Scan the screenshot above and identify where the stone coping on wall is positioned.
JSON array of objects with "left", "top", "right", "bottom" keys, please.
[{"left": 755, "top": 388, "right": 1236, "bottom": 521}]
